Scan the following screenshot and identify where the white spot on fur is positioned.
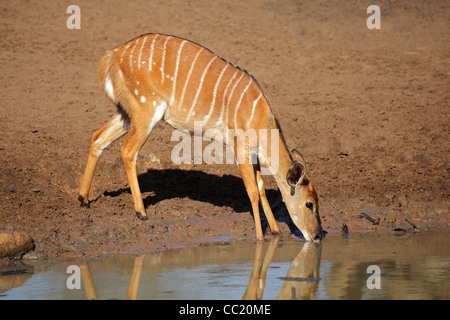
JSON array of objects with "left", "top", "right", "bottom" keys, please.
[
  {"left": 141, "top": 96, "right": 146, "bottom": 103},
  {"left": 104, "top": 76, "right": 115, "bottom": 101}
]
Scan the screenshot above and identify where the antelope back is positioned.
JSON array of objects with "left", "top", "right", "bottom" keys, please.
[{"left": 98, "top": 33, "right": 272, "bottom": 133}]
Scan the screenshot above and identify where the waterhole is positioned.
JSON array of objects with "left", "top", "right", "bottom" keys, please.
[{"left": 1, "top": 230, "right": 448, "bottom": 300}]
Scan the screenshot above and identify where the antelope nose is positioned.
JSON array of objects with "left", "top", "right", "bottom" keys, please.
[{"left": 312, "top": 233, "right": 322, "bottom": 242}]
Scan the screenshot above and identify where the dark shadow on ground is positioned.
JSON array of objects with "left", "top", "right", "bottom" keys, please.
[{"left": 104, "top": 168, "right": 306, "bottom": 238}]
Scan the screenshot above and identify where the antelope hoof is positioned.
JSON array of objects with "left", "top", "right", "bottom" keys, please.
[
  {"left": 136, "top": 212, "right": 148, "bottom": 221},
  {"left": 78, "top": 195, "right": 90, "bottom": 208}
]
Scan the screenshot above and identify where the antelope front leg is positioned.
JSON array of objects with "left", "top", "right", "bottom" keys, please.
[
  {"left": 256, "top": 168, "right": 281, "bottom": 235},
  {"left": 238, "top": 163, "right": 264, "bottom": 241}
]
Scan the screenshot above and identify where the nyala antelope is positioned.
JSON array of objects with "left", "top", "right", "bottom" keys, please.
[{"left": 78, "top": 33, "right": 322, "bottom": 241}]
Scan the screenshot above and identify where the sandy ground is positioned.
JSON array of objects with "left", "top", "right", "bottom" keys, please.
[{"left": 0, "top": 0, "right": 448, "bottom": 259}]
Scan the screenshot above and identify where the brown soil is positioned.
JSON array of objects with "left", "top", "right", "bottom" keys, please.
[{"left": 1, "top": 0, "right": 448, "bottom": 260}]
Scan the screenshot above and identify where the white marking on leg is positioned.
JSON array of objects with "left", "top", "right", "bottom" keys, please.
[
  {"left": 186, "top": 56, "right": 218, "bottom": 123},
  {"left": 178, "top": 47, "right": 204, "bottom": 111},
  {"left": 257, "top": 179, "right": 264, "bottom": 191},
  {"left": 170, "top": 40, "right": 187, "bottom": 105},
  {"left": 149, "top": 34, "right": 159, "bottom": 72},
  {"left": 234, "top": 77, "right": 253, "bottom": 129},
  {"left": 137, "top": 36, "right": 148, "bottom": 70},
  {"left": 160, "top": 36, "right": 172, "bottom": 83},
  {"left": 104, "top": 76, "right": 116, "bottom": 101},
  {"left": 96, "top": 141, "right": 111, "bottom": 158},
  {"left": 203, "top": 64, "right": 228, "bottom": 125},
  {"left": 216, "top": 69, "right": 238, "bottom": 126},
  {"left": 147, "top": 101, "right": 168, "bottom": 135},
  {"left": 96, "top": 114, "right": 126, "bottom": 159},
  {"left": 245, "top": 93, "right": 262, "bottom": 129}
]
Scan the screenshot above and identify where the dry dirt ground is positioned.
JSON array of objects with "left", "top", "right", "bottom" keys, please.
[{"left": 0, "top": 0, "right": 449, "bottom": 259}]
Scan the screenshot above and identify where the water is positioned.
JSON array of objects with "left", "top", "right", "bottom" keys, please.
[{"left": 1, "top": 230, "right": 449, "bottom": 300}]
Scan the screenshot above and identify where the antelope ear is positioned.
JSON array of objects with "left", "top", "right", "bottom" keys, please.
[
  {"left": 291, "top": 149, "right": 306, "bottom": 163},
  {"left": 286, "top": 160, "right": 306, "bottom": 187}
]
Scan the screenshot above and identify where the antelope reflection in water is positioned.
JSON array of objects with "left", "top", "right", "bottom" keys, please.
[
  {"left": 80, "top": 255, "right": 145, "bottom": 300},
  {"left": 79, "top": 238, "right": 321, "bottom": 300},
  {"left": 243, "top": 238, "right": 322, "bottom": 300}
]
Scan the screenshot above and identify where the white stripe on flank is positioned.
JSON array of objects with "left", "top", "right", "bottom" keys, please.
[
  {"left": 178, "top": 47, "right": 204, "bottom": 111},
  {"left": 202, "top": 64, "right": 229, "bottom": 125},
  {"left": 185, "top": 56, "right": 218, "bottom": 123},
  {"left": 129, "top": 38, "right": 140, "bottom": 70},
  {"left": 149, "top": 34, "right": 159, "bottom": 72},
  {"left": 245, "top": 93, "right": 263, "bottom": 128},
  {"left": 170, "top": 40, "right": 187, "bottom": 105},
  {"left": 225, "top": 71, "right": 245, "bottom": 127},
  {"left": 234, "top": 77, "right": 253, "bottom": 129},
  {"left": 160, "top": 36, "right": 172, "bottom": 83},
  {"left": 215, "top": 69, "right": 238, "bottom": 126},
  {"left": 137, "top": 36, "right": 148, "bottom": 69},
  {"left": 120, "top": 44, "right": 131, "bottom": 63}
]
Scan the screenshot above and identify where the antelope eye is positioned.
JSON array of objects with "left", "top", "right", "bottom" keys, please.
[{"left": 305, "top": 202, "right": 313, "bottom": 210}]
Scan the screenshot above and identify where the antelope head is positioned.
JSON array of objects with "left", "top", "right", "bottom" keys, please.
[{"left": 285, "top": 149, "right": 322, "bottom": 242}]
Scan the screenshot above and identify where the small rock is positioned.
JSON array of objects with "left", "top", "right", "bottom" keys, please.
[
  {"left": 0, "top": 232, "right": 35, "bottom": 259},
  {"left": 22, "top": 251, "right": 47, "bottom": 260}
]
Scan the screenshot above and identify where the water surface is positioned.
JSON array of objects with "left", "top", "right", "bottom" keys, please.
[{"left": 1, "top": 230, "right": 449, "bottom": 299}]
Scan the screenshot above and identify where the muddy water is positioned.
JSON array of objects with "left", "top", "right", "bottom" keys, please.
[{"left": 1, "top": 230, "right": 449, "bottom": 300}]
